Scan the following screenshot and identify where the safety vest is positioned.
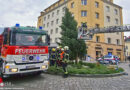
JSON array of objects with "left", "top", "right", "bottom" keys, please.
[
  {"left": 60, "top": 51, "right": 64, "bottom": 60},
  {"left": 63, "top": 50, "right": 69, "bottom": 62},
  {"left": 51, "top": 52, "right": 56, "bottom": 60},
  {"left": 56, "top": 49, "right": 61, "bottom": 60}
]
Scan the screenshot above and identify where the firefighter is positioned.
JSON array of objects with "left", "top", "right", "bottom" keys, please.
[
  {"left": 50, "top": 48, "right": 56, "bottom": 66},
  {"left": 62, "top": 46, "right": 69, "bottom": 78},
  {"left": 56, "top": 46, "right": 62, "bottom": 68}
]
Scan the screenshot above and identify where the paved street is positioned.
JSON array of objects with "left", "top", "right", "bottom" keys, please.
[{"left": 1, "top": 62, "right": 130, "bottom": 90}]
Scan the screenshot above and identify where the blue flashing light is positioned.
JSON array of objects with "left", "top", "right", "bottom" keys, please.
[
  {"left": 22, "top": 57, "right": 25, "bottom": 61},
  {"left": 15, "top": 24, "right": 20, "bottom": 27},
  {"left": 36, "top": 56, "right": 40, "bottom": 60},
  {"left": 39, "top": 26, "right": 43, "bottom": 30},
  {"left": 108, "top": 52, "right": 112, "bottom": 56}
]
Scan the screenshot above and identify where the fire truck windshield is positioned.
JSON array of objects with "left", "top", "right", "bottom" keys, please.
[{"left": 10, "top": 32, "right": 48, "bottom": 46}]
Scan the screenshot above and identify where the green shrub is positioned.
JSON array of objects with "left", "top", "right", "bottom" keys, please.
[
  {"left": 47, "top": 64, "right": 124, "bottom": 75},
  {"left": 68, "top": 61, "right": 74, "bottom": 65},
  {"left": 79, "top": 61, "right": 83, "bottom": 65},
  {"left": 76, "top": 63, "right": 82, "bottom": 69},
  {"left": 85, "top": 63, "right": 96, "bottom": 68}
]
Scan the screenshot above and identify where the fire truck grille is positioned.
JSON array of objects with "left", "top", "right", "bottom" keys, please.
[{"left": 20, "top": 67, "right": 40, "bottom": 71}]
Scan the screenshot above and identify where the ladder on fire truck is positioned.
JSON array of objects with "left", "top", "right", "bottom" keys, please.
[{"left": 78, "top": 24, "right": 130, "bottom": 40}]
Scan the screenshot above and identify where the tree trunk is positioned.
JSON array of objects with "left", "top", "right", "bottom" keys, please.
[{"left": 75, "top": 54, "right": 78, "bottom": 64}]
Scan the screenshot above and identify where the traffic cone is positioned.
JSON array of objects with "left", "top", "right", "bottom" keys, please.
[{"left": 0, "top": 77, "right": 4, "bottom": 87}]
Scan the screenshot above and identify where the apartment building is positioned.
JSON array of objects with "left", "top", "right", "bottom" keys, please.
[
  {"left": 37, "top": 0, "right": 125, "bottom": 61},
  {"left": 125, "top": 37, "right": 130, "bottom": 57}
]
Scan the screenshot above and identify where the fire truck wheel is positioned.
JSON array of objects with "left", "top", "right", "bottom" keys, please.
[
  {"left": 0, "top": 67, "right": 3, "bottom": 78},
  {"left": 32, "top": 71, "right": 42, "bottom": 76},
  {"left": 36, "top": 71, "right": 42, "bottom": 75}
]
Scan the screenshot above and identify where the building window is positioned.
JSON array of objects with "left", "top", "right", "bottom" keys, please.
[
  {"left": 55, "top": 38, "right": 58, "bottom": 42},
  {"left": 48, "top": 15, "right": 50, "bottom": 19},
  {"left": 43, "top": 24, "right": 45, "bottom": 28},
  {"left": 108, "top": 38, "right": 111, "bottom": 44},
  {"left": 106, "top": 16, "right": 110, "bottom": 22},
  {"left": 81, "top": 11, "right": 87, "bottom": 17},
  {"left": 56, "top": 28, "right": 58, "bottom": 33},
  {"left": 115, "top": 19, "right": 118, "bottom": 24},
  {"left": 126, "top": 46, "right": 128, "bottom": 50},
  {"left": 106, "top": 6, "right": 110, "bottom": 12},
  {"left": 116, "top": 39, "right": 120, "bottom": 45},
  {"left": 50, "top": 38, "right": 52, "bottom": 43},
  {"left": 57, "top": 10, "right": 60, "bottom": 15},
  {"left": 81, "top": 22, "right": 87, "bottom": 27},
  {"left": 62, "top": 7, "right": 66, "bottom": 12},
  {"left": 52, "top": 12, "right": 54, "bottom": 17},
  {"left": 50, "top": 29, "right": 53, "bottom": 34},
  {"left": 72, "top": 13, "right": 74, "bottom": 17},
  {"left": 81, "top": 0, "right": 87, "bottom": 5},
  {"left": 95, "top": 12, "right": 99, "bottom": 19},
  {"left": 71, "top": 2, "right": 74, "bottom": 8},
  {"left": 51, "top": 21, "right": 54, "bottom": 26},
  {"left": 95, "top": 2, "right": 99, "bottom": 8},
  {"left": 114, "top": 9, "right": 118, "bottom": 15},
  {"left": 47, "top": 22, "right": 49, "bottom": 27},
  {"left": 44, "top": 17, "right": 46, "bottom": 21},
  {"left": 46, "top": 31, "right": 48, "bottom": 34},
  {"left": 56, "top": 19, "right": 59, "bottom": 24},
  {"left": 116, "top": 32, "right": 119, "bottom": 35},
  {"left": 95, "top": 24, "right": 100, "bottom": 28},
  {"left": 96, "top": 36, "right": 100, "bottom": 42}
]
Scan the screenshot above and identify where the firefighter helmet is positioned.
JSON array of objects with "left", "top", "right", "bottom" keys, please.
[
  {"left": 57, "top": 46, "right": 62, "bottom": 49},
  {"left": 52, "top": 48, "right": 56, "bottom": 51},
  {"left": 61, "top": 48, "right": 64, "bottom": 51},
  {"left": 64, "top": 46, "right": 69, "bottom": 50}
]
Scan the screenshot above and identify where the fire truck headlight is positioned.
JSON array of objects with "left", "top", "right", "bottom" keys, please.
[
  {"left": 10, "top": 68, "right": 18, "bottom": 72},
  {"left": 41, "top": 65, "right": 47, "bottom": 69},
  {"left": 5, "top": 65, "right": 10, "bottom": 69}
]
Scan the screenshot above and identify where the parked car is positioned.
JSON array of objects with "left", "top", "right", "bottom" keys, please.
[
  {"left": 97, "top": 55, "right": 120, "bottom": 64},
  {"left": 97, "top": 57, "right": 109, "bottom": 64}
]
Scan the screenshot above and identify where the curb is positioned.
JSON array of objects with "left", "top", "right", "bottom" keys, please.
[{"left": 43, "top": 72, "right": 128, "bottom": 78}]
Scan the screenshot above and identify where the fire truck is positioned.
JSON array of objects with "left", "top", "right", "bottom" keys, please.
[{"left": 0, "top": 24, "right": 50, "bottom": 77}]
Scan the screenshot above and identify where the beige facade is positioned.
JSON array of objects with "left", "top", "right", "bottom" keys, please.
[
  {"left": 38, "top": 0, "right": 68, "bottom": 47},
  {"left": 37, "top": 0, "right": 125, "bottom": 61},
  {"left": 103, "top": 0, "right": 123, "bottom": 45},
  {"left": 125, "top": 37, "right": 130, "bottom": 57}
]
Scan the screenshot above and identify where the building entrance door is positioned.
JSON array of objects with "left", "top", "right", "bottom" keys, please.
[{"left": 96, "top": 51, "right": 101, "bottom": 59}]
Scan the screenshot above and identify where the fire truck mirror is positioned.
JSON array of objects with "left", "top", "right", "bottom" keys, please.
[
  {"left": 47, "top": 35, "right": 50, "bottom": 45},
  {"left": 3, "top": 28, "right": 9, "bottom": 45}
]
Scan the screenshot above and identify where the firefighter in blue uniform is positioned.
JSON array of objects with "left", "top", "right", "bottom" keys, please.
[
  {"left": 50, "top": 48, "right": 56, "bottom": 66},
  {"left": 56, "top": 46, "right": 62, "bottom": 68}
]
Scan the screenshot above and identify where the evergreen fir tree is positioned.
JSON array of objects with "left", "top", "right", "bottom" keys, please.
[{"left": 58, "top": 8, "right": 86, "bottom": 62}]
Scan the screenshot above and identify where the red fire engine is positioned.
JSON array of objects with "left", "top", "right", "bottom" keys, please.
[{"left": 0, "top": 24, "right": 50, "bottom": 77}]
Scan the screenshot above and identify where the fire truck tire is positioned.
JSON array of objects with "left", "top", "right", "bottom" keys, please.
[
  {"left": 0, "top": 59, "right": 3, "bottom": 78},
  {"left": 36, "top": 71, "right": 42, "bottom": 75},
  {"left": 0, "top": 67, "right": 3, "bottom": 78}
]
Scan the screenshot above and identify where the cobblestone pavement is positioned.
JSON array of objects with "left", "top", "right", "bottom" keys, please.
[{"left": 1, "top": 63, "right": 130, "bottom": 90}]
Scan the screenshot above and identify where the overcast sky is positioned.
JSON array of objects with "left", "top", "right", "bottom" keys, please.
[{"left": 0, "top": 0, "right": 129, "bottom": 36}]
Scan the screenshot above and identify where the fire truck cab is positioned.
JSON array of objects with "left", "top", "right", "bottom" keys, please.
[{"left": 0, "top": 24, "right": 50, "bottom": 77}]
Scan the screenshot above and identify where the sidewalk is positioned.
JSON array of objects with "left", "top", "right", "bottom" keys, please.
[{"left": 119, "top": 62, "right": 130, "bottom": 75}]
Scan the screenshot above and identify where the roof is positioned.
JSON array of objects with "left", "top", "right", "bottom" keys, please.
[{"left": 1, "top": 26, "right": 47, "bottom": 35}]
